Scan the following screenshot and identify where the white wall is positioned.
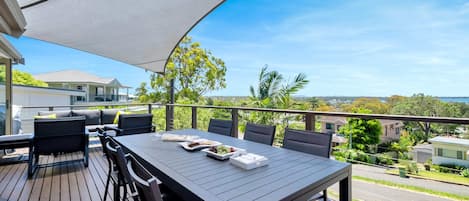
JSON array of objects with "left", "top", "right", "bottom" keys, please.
[
  {"left": 432, "top": 156, "right": 469, "bottom": 167},
  {"left": 0, "top": 85, "right": 85, "bottom": 133}
]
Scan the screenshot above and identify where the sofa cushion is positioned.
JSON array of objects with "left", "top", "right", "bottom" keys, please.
[
  {"left": 101, "top": 109, "right": 120, "bottom": 125},
  {"left": 72, "top": 110, "right": 100, "bottom": 125},
  {"left": 38, "top": 110, "right": 71, "bottom": 118}
]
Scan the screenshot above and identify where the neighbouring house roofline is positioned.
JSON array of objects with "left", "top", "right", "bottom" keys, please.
[
  {"left": 33, "top": 70, "right": 131, "bottom": 88},
  {"left": 430, "top": 136, "right": 469, "bottom": 147},
  {"left": 0, "top": 84, "right": 85, "bottom": 96}
]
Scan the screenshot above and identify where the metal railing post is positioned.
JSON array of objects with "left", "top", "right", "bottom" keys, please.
[
  {"left": 48, "top": 107, "right": 54, "bottom": 111},
  {"left": 191, "top": 106, "right": 197, "bottom": 129},
  {"left": 231, "top": 108, "right": 239, "bottom": 138},
  {"left": 305, "top": 113, "right": 316, "bottom": 131},
  {"left": 166, "top": 105, "right": 174, "bottom": 131}
]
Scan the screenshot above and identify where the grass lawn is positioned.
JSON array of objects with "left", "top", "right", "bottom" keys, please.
[
  {"left": 353, "top": 176, "right": 469, "bottom": 201},
  {"left": 386, "top": 169, "right": 469, "bottom": 186}
]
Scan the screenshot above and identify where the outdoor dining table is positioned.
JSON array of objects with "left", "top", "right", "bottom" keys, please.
[{"left": 114, "top": 129, "right": 352, "bottom": 201}]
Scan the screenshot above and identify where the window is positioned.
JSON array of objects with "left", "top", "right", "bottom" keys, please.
[
  {"left": 96, "top": 87, "right": 104, "bottom": 95},
  {"left": 437, "top": 148, "right": 443, "bottom": 156},
  {"left": 438, "top": 148, "right": 463, "bottom": 159},
  {"left": 326, "top": 123, "right": 334, "bottom": 130},
  {"left": 457, "top": 151, "right": 463, "bottom": 160},
  {"left": 396, "top": 127, "right": 400, "bottom": 135},
  {"left": 77, "top": 85, "right": 82, "bottom": 90}
]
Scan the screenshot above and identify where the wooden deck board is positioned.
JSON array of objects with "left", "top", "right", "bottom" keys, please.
[{"left": 0, "top": 147, "right": 114, "bottom": 201}]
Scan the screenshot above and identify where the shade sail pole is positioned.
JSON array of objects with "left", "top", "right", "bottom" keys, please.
[{"left": 166, "top": 78, "right": 175, "bottom": 131}]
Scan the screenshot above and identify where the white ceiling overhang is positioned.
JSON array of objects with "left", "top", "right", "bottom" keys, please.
[
  {"left": 0, "top": 35, "right": 24, "bottom": 63},
  {"left": 0, "top": 0, "right": 26, "bottom": 37},
  {"left": 17, "top": 0, "right": 224, "bottom": 73}
]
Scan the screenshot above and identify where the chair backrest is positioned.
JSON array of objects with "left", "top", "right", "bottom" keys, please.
[
  {"left": 282, "top": 128, "right": 332, "bottom": 158},
  {"left": 244, "top": 123, "right": 276, "bottom": 145},
  {"left": 101, "top": 109, "right": 120, "bottom": 125},
  {"left": 127, "top": 155, "right": 163, "bottom": 201},
  {"left": 33, "top": 116, "right": 86, "bottom": 154},
  {"left": 106, "top": 138, "right": 137, "bottom": 193},
  {"left": 118, "top": 114, "right": 154, "bottom": 136},
  {"left": 208, "top": 119, "right": 233, "bottom": 136},
  {"left": 71, "top": 110, "right": 101, "bottom": 125}
]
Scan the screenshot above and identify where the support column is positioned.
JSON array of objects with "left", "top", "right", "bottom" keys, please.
[
  {"left": 85, "top": 83, "right": 89, "bottom": 102},
  {"left": 191, "top": 106, "right": 197, "bottom": 129},
  {"left": 2, "top": 58, "right": 12, "bottom": 135},
  {"left": 231, "top": 109, "right": 239, "bottom": 138},
  {"left": 305, "top": 113, "right": 316, "bottom": 131}
]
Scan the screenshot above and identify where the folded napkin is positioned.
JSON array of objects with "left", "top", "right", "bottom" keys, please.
[{"left": 161, "top": 133, "right": 199, "bottom": 142}]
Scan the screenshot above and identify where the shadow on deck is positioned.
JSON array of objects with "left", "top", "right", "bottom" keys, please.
[{"left": 0, "top": 145, "right": 111, "bottom": 201}]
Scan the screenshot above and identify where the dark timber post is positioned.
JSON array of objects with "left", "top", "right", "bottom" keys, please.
[
  {"left": 231, "top": 108, "right": 239, "bottom": 138},
  {"left": 148, "top": 104, "right": 152, "bottom": 114},
  {"left": 165, "top": 105, "right": 174, "bottom": 131},
  {"left": 166, "top": 79, "right": 175, "bottom": 131},
  {"left": 191, "top": 106, "right": 197, "bottom": 129},
  {"left": 305, "top": 113, "right": 316, "bottom": 131}
]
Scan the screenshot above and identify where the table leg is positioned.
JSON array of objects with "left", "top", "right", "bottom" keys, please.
[{"left": 339, "top": 175, "right": 351, "bottom": 201}]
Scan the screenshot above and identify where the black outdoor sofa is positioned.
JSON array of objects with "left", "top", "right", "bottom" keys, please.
[{"left": 29, "top": 116, "right": 88, "bottom": 176}]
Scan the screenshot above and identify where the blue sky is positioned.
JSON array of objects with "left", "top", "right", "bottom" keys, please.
[{"left": 8, "top": 0, "right": 469, "bottom": 96}]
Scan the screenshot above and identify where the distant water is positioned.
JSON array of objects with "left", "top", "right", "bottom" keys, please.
[{"left": 439, "top": 97, "right": 469, "bottom": 103}]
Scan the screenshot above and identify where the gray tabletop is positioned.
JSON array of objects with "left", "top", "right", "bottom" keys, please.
[{"left": 115, "top": 129, "right": 352, "bottom": 201}]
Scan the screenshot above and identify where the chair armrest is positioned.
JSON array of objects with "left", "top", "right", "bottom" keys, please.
[{"left": 104, "top": 126, "right": 124, "bottom": 136}]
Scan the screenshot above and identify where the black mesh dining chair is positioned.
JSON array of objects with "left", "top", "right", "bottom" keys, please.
[
  {"left": 104, "top": 114, "right": 154, "bottom": 136},
  {"left": 106, "top": 138, "right": 138, "bottom": 201},
  {"left": 283, "top": 128, "right": 333, "bottom": 201},
  {"left": 243, "top": 123, "right": 276, "bottom": 145},
  {"left": 127, "top": 155, "right": 164, "bottom": 201},
  {"left": 208, "top": 119, "right": 233, "bottom": 136}
]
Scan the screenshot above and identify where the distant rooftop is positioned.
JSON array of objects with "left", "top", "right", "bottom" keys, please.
[
  {"left": 34, "top": 70, "right": 130, "bottom": 88},
  {"left": 430, "top": 136, "right": 469, "bottom": 146}
]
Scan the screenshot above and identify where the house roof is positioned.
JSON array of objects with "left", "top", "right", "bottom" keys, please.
[
  {"left": 429, "top": 136, "right": 469, "bottom": 146},
  {"left": 317, "top": 116, "right": 402, "bottom": 126},
  {"left": 34, "top": 70, "right": 130, "bottom": 88},
  {"left": 15, "top": 0, "right": 224, "bottom": 73}
]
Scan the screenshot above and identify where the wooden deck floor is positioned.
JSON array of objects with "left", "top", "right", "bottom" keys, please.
[{"left": 0, "top": 146, "right": 112, "bottom": 201}]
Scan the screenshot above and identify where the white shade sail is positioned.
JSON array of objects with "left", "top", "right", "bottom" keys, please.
[{"left": 19, "top": 0, "right": 224, "bottom": 73}]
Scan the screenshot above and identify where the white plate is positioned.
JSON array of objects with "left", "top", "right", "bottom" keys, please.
[
  {"left": 202, "top": 145, "right": 246, "bottom": 160},
  {"left": 179, "top": 139, "right": 221, "bottom": 151}
]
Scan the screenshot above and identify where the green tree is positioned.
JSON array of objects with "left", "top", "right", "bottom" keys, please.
[
  {"left": 0, "top": 66, "right": 48, "bottom": 87},
  {"left": 135, "top": 82, "right": 149, "bottom": 103},
  {"left": 338, "top": 108, "right": 382, "bottom": 151},
  {"left": 342, "top": 98, "right": 390, "bottom": 114},
  {"left": 391, "top": 93, "right": 461, "bottom": 142},
  {"left": 142, "top": 36, "right": 227, "bottom": 103}
]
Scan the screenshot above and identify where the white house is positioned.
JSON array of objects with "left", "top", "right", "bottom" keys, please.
[
  {"left": 429, "top": 136, "right": 469, "bottom": 167},
  {"left": 0, "top": 84, "right": 85, "bottom": 134},
  {"left": 34, "top": 70, "right": 131, "bottom": 103}
]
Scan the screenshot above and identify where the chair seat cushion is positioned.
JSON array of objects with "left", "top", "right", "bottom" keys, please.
[{"left": 0, "top": 134, "right": 33, "bottom": 142}]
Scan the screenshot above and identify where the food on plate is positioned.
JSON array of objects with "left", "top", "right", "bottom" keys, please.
[
  {"left": 209, "top": 145, "right": 236, "bottom": 155},
  {"left": 187, "top": 140, "right": 218, "bottom": 148},
  {"left": 188, "top": 142, "right": 201, "bottom": 148}
]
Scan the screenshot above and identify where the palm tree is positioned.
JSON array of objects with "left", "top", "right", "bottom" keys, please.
[{"left": 249, "top": 65, "right": 309, "bottom": 108}]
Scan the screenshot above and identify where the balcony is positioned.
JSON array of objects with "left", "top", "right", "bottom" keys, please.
[{"left": 1, "top": 102, "right": 468, "bottom": 201}]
